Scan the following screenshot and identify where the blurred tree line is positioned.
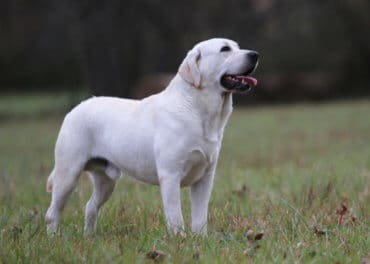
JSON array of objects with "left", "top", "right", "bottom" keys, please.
[{"left": 0, "top": 0, "right": 369, "bottom": 102}]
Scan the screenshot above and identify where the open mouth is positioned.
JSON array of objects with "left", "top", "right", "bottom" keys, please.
[{"left": 221, "top": 69, "right": 258, "bottom": 92}]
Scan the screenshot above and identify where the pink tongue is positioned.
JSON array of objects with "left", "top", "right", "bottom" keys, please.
[{"left": 240, "top": 76, "right": 258, "bottom": 86}]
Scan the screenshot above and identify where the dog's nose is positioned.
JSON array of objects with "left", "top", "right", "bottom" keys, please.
[{"left": 247, "top": 51, "right": 259, "bottom": 64}]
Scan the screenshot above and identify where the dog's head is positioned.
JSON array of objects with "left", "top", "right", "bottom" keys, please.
[{"left": 178, "top": 38, "right": 259, "bottom": 93}]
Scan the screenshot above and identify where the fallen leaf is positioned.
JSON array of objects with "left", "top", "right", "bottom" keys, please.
[
  {"left": 313, "top": 227, "right": 327, "bottom": 236},
  {"left": 335, "top": 198, "right": 356, "bottom": 225},
  {"left": 146, "top": 250, "right": 166, "bottom": 261},
  {"left": 232, "top": 184, "right": 249, "bottom": 198},
  {"left": 254, "top": 232, "right": 264, "bottom": 241},
  {"left": 245, "top": 230, "right": 264, "bottom": 241},
  {"left": 336, "top": 199, "right": 348, "bottom": 217}
]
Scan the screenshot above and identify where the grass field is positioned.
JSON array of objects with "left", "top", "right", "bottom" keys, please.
[{"left": 0, "top": 95, "right": 369, "bottom": 263}]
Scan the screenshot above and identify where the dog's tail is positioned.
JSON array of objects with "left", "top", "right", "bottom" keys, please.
[{"left": 46, "top": 170, "right": 54, "bottom": 193}]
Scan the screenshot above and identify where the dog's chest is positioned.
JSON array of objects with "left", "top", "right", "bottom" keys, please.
[{"left": 181, "top": 140, "right": 219, "bottom": 187}]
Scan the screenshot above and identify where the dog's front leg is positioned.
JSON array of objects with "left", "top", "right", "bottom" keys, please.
[
  {"left": 159, "top": 173, "right": 184, "bottom": 235},
  {"left": 190, "top": 164, "right": 216, "bottom": 235}
]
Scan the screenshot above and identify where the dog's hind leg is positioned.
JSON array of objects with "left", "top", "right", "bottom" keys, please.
[
  {"left": 45, "top": 162, "right": 84, "bottom": 235},
  {"left": 84, "top": 167, "right": 116, "bottom": 235}
]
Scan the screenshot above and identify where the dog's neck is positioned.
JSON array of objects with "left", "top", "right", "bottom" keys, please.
[{"left": 166, "top": 75, "right": 233, "bottom": 142}]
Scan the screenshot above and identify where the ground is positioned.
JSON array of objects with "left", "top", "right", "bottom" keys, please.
[{"left": 0, "top": 95, "right": 369, "bottom": 263}]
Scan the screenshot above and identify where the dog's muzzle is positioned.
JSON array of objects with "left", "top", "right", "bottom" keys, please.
[{"left": 221, "top": 51, "right": 259, "bottom": 93}]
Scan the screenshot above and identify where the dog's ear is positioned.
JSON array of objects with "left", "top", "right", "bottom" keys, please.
[{"left": 178, "top": 48, "right": 201, "bottom": 88}]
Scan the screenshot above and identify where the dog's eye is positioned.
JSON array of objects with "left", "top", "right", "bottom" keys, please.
[{"left": 220, "top": 46, "right": 231, "bottom": 52}]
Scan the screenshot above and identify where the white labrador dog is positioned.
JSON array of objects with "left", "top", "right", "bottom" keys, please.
[{"left": 45, "top": 38, "right": 259, "bottom": 235}]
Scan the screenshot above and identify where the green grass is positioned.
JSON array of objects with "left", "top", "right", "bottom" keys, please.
[
  {"left": 0, "top": 98, "right": 369, "bottom": 263},
  {"left": 0, "top": 92, "right": 86, "bottom": 119}
]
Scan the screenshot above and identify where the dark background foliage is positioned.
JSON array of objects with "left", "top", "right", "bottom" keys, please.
[{"left": 1, "top": 0, "right": 369, "bottom": 103}]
